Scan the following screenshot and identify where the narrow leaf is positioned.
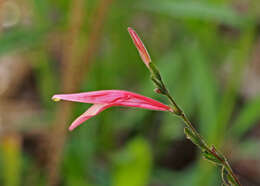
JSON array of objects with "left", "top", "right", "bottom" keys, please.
[
  {"left": 184, "top": 127, "right": 207, "bottom": 150},
  {"left": 140, "top": 0, "right": 249, "bottom": 27},
  {"left": 231, "top": 96, "right": 260, "bottom": 138},
  {"left": 202, "top": 151, "right": 222, "bottom": 165}
]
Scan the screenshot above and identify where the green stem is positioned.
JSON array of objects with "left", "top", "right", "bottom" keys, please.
[
  {"left": 181, "top": 111, "right": 241, "bottom": 186},
  {"left": 148, "top": 61, "right": 241, "bottom": 185},
  {"left": 162, "top": 84, "right": 241, "bottom": 186},
  {"left": 224, "top": 161, "right": 241, "bottom": 186}
]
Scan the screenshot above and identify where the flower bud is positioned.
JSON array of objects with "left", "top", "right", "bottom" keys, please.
[
  {"left": 154, "top": 88, "right": 162, "bottom": 94},
  {"left": 128, "top": 27, "right": 151, "bottom": 67}
]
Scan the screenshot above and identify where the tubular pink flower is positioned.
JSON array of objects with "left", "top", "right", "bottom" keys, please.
[
  {"left": 128, "top": 27, "right": 151, "bottom": 67},
  {"left": 52, "top": 90, "right": 172, "bottom": 131}
]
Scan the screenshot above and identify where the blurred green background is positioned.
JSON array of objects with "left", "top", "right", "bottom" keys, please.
[{"left": 0, "top": 0, "right": 260, "bottom": 185}]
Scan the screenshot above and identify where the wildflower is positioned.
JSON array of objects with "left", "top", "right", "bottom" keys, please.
[
  {"left": 52, "top": 90, "right": 172, "bottom": 131},
  {"left": 128, "top": 27, "right": 151, "bottom": 67}
]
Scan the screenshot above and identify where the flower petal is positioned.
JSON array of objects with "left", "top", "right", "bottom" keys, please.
[
  {"left": 68, "top": 103, "right": 111, "bottom": 131},
  {"left": 128, "top": 27, "right": 151, "bottom": 67},
  {"left": 52, "top": 90, "right": 171, "bottom": 111}
]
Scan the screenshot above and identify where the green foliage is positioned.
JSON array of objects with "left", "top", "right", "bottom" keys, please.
[
  {"left": 231, "top": 96, "right": 260, "bottom": 138},
  {"left": 0, "top": 0, "right": 259, "bottom": 185},
  {"left": 140, "top": 0, "right": 250, "bottom": 27},
  {"left": 112, "top": 138, "right": 152, "bottom": 186},
  {"left": 1, "top": 138, "right": 21, "bottom": 186},
  {"left": 0, "top": 27, "right": 48, "bottom": 56}
]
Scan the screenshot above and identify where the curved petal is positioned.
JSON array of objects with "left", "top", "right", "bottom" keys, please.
[
  {"left": 69, "top": 103, "right": 111, "bottom": 131},
  {"left": 52, "top": 90, "right": 171, "bottom": 111}
]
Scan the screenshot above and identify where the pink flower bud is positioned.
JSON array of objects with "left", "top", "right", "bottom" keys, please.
[{"left": 128, "top": 27, "right": 151, "bottom": 67}]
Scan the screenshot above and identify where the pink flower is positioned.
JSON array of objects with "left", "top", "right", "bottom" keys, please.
[
  {"left": 52, "top": 90, "right": 172, "bottom": 131},
  {"left": 128, "top": 27, "right": 151, "bottom": 67}
]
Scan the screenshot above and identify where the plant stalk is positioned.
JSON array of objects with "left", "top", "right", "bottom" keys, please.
[{"left": 156, "top": 77, "right": 241, "bottom": 186}]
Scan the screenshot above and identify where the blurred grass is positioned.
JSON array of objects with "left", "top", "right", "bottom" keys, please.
[
  {"left": 112, "top": 138, "right": 152, "bottom": 186},
  {"left": 0, "top": 0, "right": 260, "bottom": 186},
  {"left": 1, "top": 136, "right": 21, "bottom": 186},
  {"left": 0, "top": 27, "right": 48, "bottom": 56},
  {"left": 231, "top": 96, "right": 260, "bottom": 139},
  {"left": 139, "top": 0, "right": 250, "bottom": 27}
]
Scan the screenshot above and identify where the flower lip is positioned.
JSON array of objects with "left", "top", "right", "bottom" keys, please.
[
  {"left": 128, "top": 27, "right": 151, "bottom": 67},
  {"left": 68, "top": 103, "right": 111, "bottom": 131}
]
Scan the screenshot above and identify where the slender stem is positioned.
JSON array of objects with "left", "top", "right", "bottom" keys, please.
[
  {"left": 165, "top": 92, "right": 181, "bottom": 114},
  {"left": 224, "top": 161, "right": 242, "bottom": 186},
  {"left": 181, "top": 111, "right": 241, "bottom": 186},
  {"left": 180, "top": 113, "right": 207, "bottom": 145},
  {"left": 163, "top": 87, "right": 241, "bottom": 186}
]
